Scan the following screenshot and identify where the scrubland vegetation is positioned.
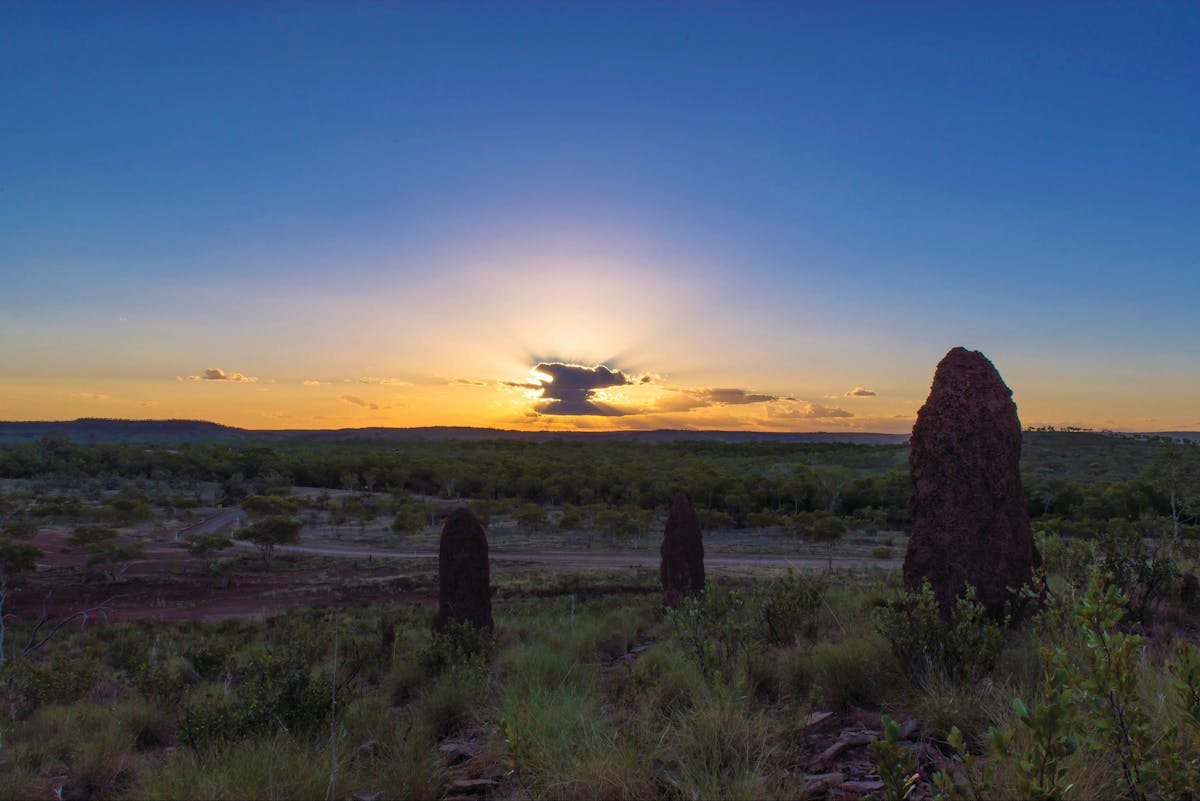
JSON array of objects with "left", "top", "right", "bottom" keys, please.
[{"left": 0, "top": 431, "right": 1198, "bottom": 799}]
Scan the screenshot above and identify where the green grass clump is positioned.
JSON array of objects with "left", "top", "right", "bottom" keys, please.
[
  {"left": 631, "top": 642, "right": 707, "bottom": 715},
  {"left": 415, "top": 668, "right": 485, "bottom": 739},
  {"left": 806, "top": 634, "right": 895, "bottom": 711},
  {"left": 2, "top": 703, "right": 139, "bottom": 800},
  {"left": 659, "top": 694, "right": 781, "bottom": 801}
]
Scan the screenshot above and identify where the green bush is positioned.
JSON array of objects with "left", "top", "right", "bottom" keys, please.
[
  {"left": 869, "top": 715, "right": 918, "bottom": 801},
  {"left": 185, "top": 639, "right": 235, "bottom": 681},
  {"left": 128, "top": 656, "right": 192, "bottom": 706},
  {"left": 1036, "top": 531, "right": 1095, "bottom": 584},
  {"left": 113, "top": 696, "right": 175, "bottom": 751},
  {"left": 667, "top": 583, "right": 752, "bottom": 683},
  {"left": 5, "top": 651, "right": 100, "bottom": 708},
  {"left": 753, "top": 570, "right": 824, "bottom": 646},
  {"left": 1096, "top": 518, "right": 1178, "bottom": 622},
  {"left": 417, "top": 619, "right": 493, "bottom": 677},
  {"left": 178, "top": 652, "right": 333, "bottom": 749},
  {"left": 873, "top": 579, "right": 1007, "bottom": 681}
]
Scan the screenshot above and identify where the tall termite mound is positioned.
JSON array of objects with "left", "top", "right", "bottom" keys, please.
[
  {"left": 433, "top": 507, "right": 493, "bottom": 633},
  {"left": 904, "top": 347, "right": 1040, "bottom": 614},
  {"left": 661, "top": 491, "right": 705, "bottom": 607}
]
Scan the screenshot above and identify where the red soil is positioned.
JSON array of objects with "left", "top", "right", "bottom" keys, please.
[{"left": 7, "top": 530, "right": 436, "bottom": 623}]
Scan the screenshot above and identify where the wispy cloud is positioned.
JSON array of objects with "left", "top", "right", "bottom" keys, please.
[
  {"left": 78, "top": 392, "right": 109, "bottom": 401},
  {"left": 340, "top": 394, "right": 379, "bottom": 411},
  {"left": 769, "top": 401, "right": 854, "bottom": 420},
  {"left": 353, "top": 377, "right": 409, "bottom": 386},
  {"left": 844, "top": 386, "right": 877, "bottom": 397},
  {"left": 654, "top": 387, "right": 777, "bottom": 413},
  {"left": 187, "top": 368, "right": 258, "bottom": 383}
]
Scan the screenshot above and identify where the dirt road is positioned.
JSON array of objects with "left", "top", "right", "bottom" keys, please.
[
  {"left": 233, "top": 539, "right": 901, "bottom": 571},
  {"left": 190, "top": 506, "right": 898, "bottom": 570}
]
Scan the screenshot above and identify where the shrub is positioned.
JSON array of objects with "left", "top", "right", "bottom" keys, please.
[
  {"left": 417, "top": 619, "right": 492, "bottom": 677},
  {"left": 667, "top": 583, "right": 752, "bottom": 683},
  {"left": 873, "top": 579, "right": 1007, "bottom": 681},
  {"left": 869, "top": 715, "right": 918, "bottom": 801},
  {"left": 5, "top": 651, "right": 100, "bottom": 708},
  {"left": 113, "top": 696, "right": 175, "bottom": 751},
  {"left": 1095, "top": 518, "right": 1177, "bottom": 622},
  {"left": 185, "top": 639, "right": 235, "bottom": 681},
  {"left": 128, "top": 656, "right": 191, "bottom": 706},
  {"left": 178, "top": 652, "right": 333, "bottom": 748},
  {"left": 753, "top": 570, "right": 824, "bottom": 646},
  {"left": 1036, "top": 531, "right": 1094, "bottom": 585},
  {"left": 1, "top": 516, "right": 37, "bottom": 539}
]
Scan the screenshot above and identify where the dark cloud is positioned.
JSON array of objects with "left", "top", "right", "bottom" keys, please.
[
  {"left": 531, "top": 362, "right": 632, "bottom": 416},
  {"left": 706, "top": 388, "right": 776, "bottom": 405},
  {"left": 654, "top": 387, "right": 777, "bottom": 413},
  {"left": 340, "top": 394, "right": 379, "bottom": 411},
  {"left": 188, "top": 368, "right": 257, "bottom": 383},
  {"left": 845, "top": 386, "right": 877, "bottom": 397}
]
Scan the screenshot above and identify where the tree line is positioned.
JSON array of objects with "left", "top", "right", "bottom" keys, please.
[{"left": 0, "top": 434, "right": 1194, "bottom": 533}]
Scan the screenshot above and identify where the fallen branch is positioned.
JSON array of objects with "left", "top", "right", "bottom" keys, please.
[{"left": 21, "top": 592, "right": 115, "bottom": 658}]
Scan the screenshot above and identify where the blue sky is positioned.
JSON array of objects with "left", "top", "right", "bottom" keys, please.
[{"left": 2, "top": 2, "right": 1198, "bottom": 430}]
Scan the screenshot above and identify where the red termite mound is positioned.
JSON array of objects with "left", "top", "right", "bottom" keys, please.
[
  {"left": 660, "top": 492, "right": 705, "bottom": 607},
  {"left": 903, "top": 347, "right": 1040, "bottom": 615},
  {"left": 433, "top": 507, "right": 493, "bottom": 633}
]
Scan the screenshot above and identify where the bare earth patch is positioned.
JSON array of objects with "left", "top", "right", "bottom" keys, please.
[{"left": 8, "top": 529, "right": 436, "bottom": 623}]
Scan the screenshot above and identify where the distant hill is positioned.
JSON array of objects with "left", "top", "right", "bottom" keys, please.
[
  {"left": 0, "top": 418, "right": 910, "bottom": 445},
  {"left": 0, "top": 418, "right": 247, "bottom": 444}
]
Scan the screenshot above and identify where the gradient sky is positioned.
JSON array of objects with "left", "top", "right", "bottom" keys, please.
[{"left": 2, "top": 2, "right": 1198, "bottom": 433}]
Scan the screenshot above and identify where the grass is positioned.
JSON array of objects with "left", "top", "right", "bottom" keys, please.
[
  {"left": 659, "top": 694, "right": 782, "bottom": 801},
  {"left": 5, "top": 549, "right": 1200, "bottom": 799}
]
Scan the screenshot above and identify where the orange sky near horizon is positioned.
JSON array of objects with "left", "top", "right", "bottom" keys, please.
[
  {"left": 1, "top": 350, "right": 1193, "bottom": 435},
  {"left": 3, "top": 245, "right": 1195, "bottom": 434}
]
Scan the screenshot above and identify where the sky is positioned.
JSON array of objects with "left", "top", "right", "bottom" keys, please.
[{"left": 2, "top": 2, "right": 1198, "bottom": 433}]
